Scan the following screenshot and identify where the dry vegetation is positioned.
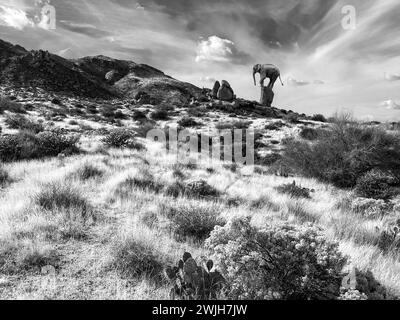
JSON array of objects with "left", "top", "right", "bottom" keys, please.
[{"left": 0, "top": 94, "right": 400, "bottom": 300}]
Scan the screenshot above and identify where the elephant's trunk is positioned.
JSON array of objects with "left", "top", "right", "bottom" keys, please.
[{"left": 253, "top": 70, "right": 257, "bottom": 86}]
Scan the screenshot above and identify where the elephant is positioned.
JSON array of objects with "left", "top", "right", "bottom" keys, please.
[{"left": 253, "top": 64, "right": 284, "bottom": 89}]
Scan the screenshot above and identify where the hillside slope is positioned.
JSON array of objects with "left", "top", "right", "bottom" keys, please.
[{"left": 0, "top": 39, "right": 202, "bottom": 103}]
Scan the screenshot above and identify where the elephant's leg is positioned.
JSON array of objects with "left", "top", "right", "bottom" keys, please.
[
  {"left": 269, "top": 76, "right": 277, "bottom": 90},
  {"left": 259, "top": 76, "right": 266, "bottom": 87}
]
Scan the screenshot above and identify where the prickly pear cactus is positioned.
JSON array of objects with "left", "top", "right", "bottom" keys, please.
[{"left": 164, "top": 252, "right": 225, "bottom": 300}]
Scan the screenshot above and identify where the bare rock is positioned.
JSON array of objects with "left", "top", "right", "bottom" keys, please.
[
  {"left": 217, "top": 80, "right": 235, "bottom": 102},
  {"left": 212, "top": 81, "right": 220, "bottom": 98}
]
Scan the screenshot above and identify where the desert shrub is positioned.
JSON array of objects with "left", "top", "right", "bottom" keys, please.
[
  {"left": 36, "top": 130, "right": 80, "bottom": 156},
  {"left": 340, "top": 268, "right": 388, "bottom": 300},
  {"left": 165, "top": 180, "right": 186, "bottom": 198},
  {"left": 171, "top": 164, "right": 186, "bottom": 179},
  {"left": 164, "top": 179, "right": 220, "bottom": 199},
  {"left": 376, "top": 218, "right": 400, "bottom": 253},
  {"left": 351, "top": 197, "right": 393, "bottom": 218},
  {"left": 355, "top": 170, "right": 399, "bottom": 200},
  {"left": 68, "top": 119, "right": 79, "bottom": 126},
  {"left": 141, "top": 210, "right": 159, "bottom": 229},
  {"left": 128, "top": 174, "right": 163, "bottom": 193},
  {"left": 4, "top": 114, "right": 44, "bottom": 133},
  {"left": 187, "top": 106, "right": 207, "bottom": 117},
  {"left": 150, "top": 109, "right": 169, "bottom": 120},
  {"left": 311, "top": 114, "right": 327, "bottom": 123},
  {"left": 72, "top": 162, "right": 104, "bottom": 181},
  {"left": 332, "top": 215, "right": 381, "bottom": 248},
  {"left": 0, "top": 97, "right": 26, "bottom": 114},
  {"left": 0, "top": 240, "right": 59, "bottom": 274},
  {"left": 51, "top": 97, "right": 62, "bottom": 105},
  {"left": 185, "top": 180, "right": 220, "bottom": 199},
  {"left": 276, "top": 182, "right": 311, "bottom": 199},
  {"left": 299, "top": 127, "right": 319, "bottom": 140},
  {"left": 216, "top": 121, "right": 252, "bottom": 130},
  {"left": 205, "top": 217, "right": 347, "bottom": 300},
  {"left": 35, "top": 182, "right": 92, "bottom": 217},
  {"left": 132, "top": 110, "right": 148, "bottom": 121},
  {"left": 0, "top": 166, "right": 11, "bottom": 187},
  {"left": 285, "top": 113, "right": 300, "bottom": 124},
  {"left": 249, "top": 196, "right": 279, "bottom": 211},
  {"left": 111, "top": 237, "right": 163, "bottom": 279},
  {"left": 223, "top": 163, "right": 238, "bottom": 173},
  {"left": 87, "top": 105, "right": 98, "bottom": 114},
  {"left": 112, "top": 173, "right": 163, "bottom": 200},
  {"left": 100, "top": 105, "right": 118, "bottom": 118},
  {"left": 34, "top": 182, "right": 94, "bottom": 239},
  {"left": 265, "top": 121, "right": 286, "bottom": 131},
  {"left": 286, "top": 201, "right": 317, "bottom": 223},
  {"left": 159, "top": 201, "right": 225, "bottom": 242},
  {"left": 114, "top": 110, "right": 126, "bottom": 120},
  {"left": 226, "top": 196, "right": 244, "bottom": 208},
  {"left": 79, "top": 123, "right": 93, "bottom": 131},
  {"left": 102, "top": 128, "right": 144, "bottom": 150},
  {"left": 255, "top": 153, "right": 281, "bottom": 166},
  {"left": 206, "top": 167, "right": 216, "bottom": 174},
  {"left": 0, "top": 130, "right": 80, "bottom": 162},
  {"left": 178, "top": 117, "right": 198, "bottom": 128},
  {"left": 134, "top": 122, "right": 156, "bottom": 138},
  {"left": 282, "top": 120, "right": 400, "bottom": 188}
]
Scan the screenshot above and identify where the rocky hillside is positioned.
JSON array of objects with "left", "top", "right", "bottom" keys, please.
[{"left": 0, "top": 39, "right": 202, "bottom": 103}]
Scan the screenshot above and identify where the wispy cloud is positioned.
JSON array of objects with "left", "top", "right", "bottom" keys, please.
[
  {"left": 287, "top": 77, "right": 325, "bottom": 87},
  {"left": 381, "top": 100, "right": 400, "bottom": 110},
  {"left": 59, "top": 21, "right": 111, "bottom": 38},
  {"left": 384, "top": 73, "right": 400, "bottom": 82},
  {"left": 287, "top": 77, "right": 310, "bottom": 87},
  {"left": 200, "top": 76, "right": 217, "bottom": 84},
  {"left": 0, "top": 5, "right": 33, "bottom": 30}
]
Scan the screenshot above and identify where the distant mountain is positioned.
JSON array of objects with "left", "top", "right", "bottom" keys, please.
[{"left": 0, "top": 39, "right": 202, "bottom": 103}]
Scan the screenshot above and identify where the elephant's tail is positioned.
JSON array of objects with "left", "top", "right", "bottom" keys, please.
[{"left": 279, "top": 75, "right": 284, "bottom": 86}]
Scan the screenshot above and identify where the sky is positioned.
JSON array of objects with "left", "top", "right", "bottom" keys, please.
[{"left": 1, "top": 0, "right": 400, "bottom": 121}]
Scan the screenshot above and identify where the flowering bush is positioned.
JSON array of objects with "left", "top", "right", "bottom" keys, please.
[
  {"left": 351, "top": 197, "right": 393, "bottom": 219},
  {"left": 205, "top": 217, "right": 347, "bottom": 300},
  {"left": 339, "top": 289, "right": 368, "bottom": 300}
]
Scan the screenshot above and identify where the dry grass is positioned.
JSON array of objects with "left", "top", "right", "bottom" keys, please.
[{"left": 1, "top": 129, "right": 400, "bottom": 299}]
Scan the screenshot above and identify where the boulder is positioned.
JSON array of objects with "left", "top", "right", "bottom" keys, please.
[
  {"left": 212, "top": 81, "right": 220, "bottom": 98},
  {"left": 105, "top": 70, "right": 120, "bottom": 83},
  {"left": 217, "top": 80, "right": 235, "bottom": 101},
  {"left": 260, "top": 86, "right": 274, "bottom": 107}
]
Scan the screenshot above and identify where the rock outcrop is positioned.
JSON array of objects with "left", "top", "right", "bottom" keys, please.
[
  {"left": 217, "top": 80, "right": 235, "bottom": 101},
  {"left": 260, "top": 86, "right": 274, "bottom": 107},
  {"left": 211, "top": 81, "right": 220, "bottom": 99}
]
